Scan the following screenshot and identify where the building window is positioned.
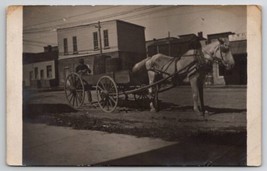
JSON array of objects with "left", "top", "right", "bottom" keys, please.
[
  {"left": 72, "top": 36, "right": 78, "bottom": 54},
  {"left": 93, "top": 32, "right": 98, "bottom": 50},
  {"left": 46, "top": 65, "right": 52, "bottom": 78},
  {"left": 34, "top": 67, "right": 38, "bottom": 79},
  {"left": 29, "top": 71, "right": 33, "bottom": 81},
  {"left": 63, "top": 38, "right": 68, "bottom": 55},
  {"left": 103, "top": 30, "right": 109, "bottom": 47},
  {"left": 40, "top": 70, "right": 44, "bottom": 79}
]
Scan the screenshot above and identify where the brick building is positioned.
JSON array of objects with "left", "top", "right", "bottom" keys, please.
[
  {"left": 146, "top": 32, "right": 206, "bottom": 57},
  {"left": 57, "top": 20, "right": 146, "bottom": 86}
]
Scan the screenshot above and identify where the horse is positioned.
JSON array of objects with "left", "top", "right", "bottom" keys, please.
[{"left": 132, "top": 38, "right": 235, "bottom": 115}]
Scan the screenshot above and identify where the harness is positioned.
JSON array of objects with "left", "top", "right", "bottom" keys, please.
[
  {"left": 148, "top": 56, "right": 179, "bottom": 76},
  {"left": 147, "top": 42, "right": 230, "bottom": 86},
  {"left": 148, "top": 49, "right": 208, "bottom": 82}
]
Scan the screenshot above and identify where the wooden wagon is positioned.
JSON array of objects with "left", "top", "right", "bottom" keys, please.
[{"left": 64, "top": 69, "right": 153, "bottom": 112}]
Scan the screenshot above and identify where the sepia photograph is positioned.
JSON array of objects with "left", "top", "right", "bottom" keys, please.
[{"left": 6, "top": 5, "right": 261, "bottom": 166}]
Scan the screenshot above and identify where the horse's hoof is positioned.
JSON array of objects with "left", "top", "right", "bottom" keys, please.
[
  {"left": 150, "top": 108, "right": 156, "bottom": 112},
  {"left": 194, "top": 111, "right": 203, "bottom": 116},
  {"left": 204, "top": 110, "right": 211, "bottom": 115},
  {"left": 193, "top": 108, "right": 201, "bottom": 114}
]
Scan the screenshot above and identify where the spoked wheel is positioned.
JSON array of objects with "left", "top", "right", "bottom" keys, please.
[
  {"left": 134, "top": 92, "right": 149, "bottom": 101},
  {"left": 133, "top": 90, "right": 150, "bottom": 109},
  {"left": 96, "top": 76, "right": 118, "bottom": 113},
  {"left": 64, "top": 73, "right": 85, "bottom": 109},
  {"left": 134, "top": 86, "right": 149, "bottom": 103}
]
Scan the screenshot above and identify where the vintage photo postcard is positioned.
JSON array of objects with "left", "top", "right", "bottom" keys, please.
[{"left": 7, "top": 5, "right": 261, "bottom": 166}]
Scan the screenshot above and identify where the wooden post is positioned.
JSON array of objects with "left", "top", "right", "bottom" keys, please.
[{"left": 98, "top": 21, "right": 103, "bottom": 56}]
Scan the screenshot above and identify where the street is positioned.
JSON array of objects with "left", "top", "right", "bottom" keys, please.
[{"left": 23, "top": 86, "right": 247, "bottom": 166}]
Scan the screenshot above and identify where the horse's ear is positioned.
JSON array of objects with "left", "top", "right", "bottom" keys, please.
[{"left": 218, "top": 38, "right": 224, "bottom": 44}]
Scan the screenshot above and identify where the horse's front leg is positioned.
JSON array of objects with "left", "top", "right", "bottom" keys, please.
[
  {"left": 147, "top": 70, "right": 156, "bottom": 112},
  {"left": 198, "top": 74, "right": 209, "bottom": 115},
  {"left": 198, "top": 78, "right": 205, "bottom": 115},
  {"left": 190, "top": 76, "right": 201, "bottom": 115}
]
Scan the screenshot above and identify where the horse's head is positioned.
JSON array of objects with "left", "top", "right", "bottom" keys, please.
[{"left": 213, "top": 38, "right": 235, "bottom": 70}]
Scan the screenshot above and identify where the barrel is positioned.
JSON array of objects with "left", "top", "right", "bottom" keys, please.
[{"left": 105, "top": 58, "right": 120, "bottom": 73}]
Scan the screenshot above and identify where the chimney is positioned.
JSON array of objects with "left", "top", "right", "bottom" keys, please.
[
  {"left": 44, "top": 45, "right": 52, "bottom": 52},
  {"left": 197, "top": 32, "right": 203, "bottom": 39}
]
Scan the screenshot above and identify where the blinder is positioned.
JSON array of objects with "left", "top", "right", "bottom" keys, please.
[{"left": 220, "top": 44, "right": 230, "bottom": 53}]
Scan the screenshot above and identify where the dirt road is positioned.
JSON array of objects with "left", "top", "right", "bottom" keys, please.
[
  {"left": 24, "top": 86, "right": 246, "bottom": 136},
  {"left": 23, "top": 86, "right": 247, "bottom": 166}
]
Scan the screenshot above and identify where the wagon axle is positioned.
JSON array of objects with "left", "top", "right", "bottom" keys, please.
[{"left": 100, "top": 90, "right": 109, "bottom": 97}]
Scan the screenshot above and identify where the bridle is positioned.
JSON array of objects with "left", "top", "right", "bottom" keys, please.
[{"left": 210, "top": 43, "right": 230, "bottom": 68}]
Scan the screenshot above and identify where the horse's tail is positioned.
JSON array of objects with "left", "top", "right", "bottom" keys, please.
[{"left": 132, "top": 57, "right": 151, "bottom": 73}]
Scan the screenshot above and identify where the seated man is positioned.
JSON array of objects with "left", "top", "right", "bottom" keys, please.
[
  {"left": 76, "top": 58, "right": 91, "bottom": 75},
  {"left": 76, "top": 58, "right": 92, "bottom": 104}
]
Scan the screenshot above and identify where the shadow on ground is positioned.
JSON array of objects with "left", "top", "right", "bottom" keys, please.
[
  {"left": 23, "top": 100, "right": 246, "bottom": 141},
  {"left": 94, "top": 131, "right": 246, "bottom": 166},
  {"left": 23, "top": 104, "right": 77, "bottom": 118},
  {"left": 118, "top": 100, "right": 246, "bottom": 115}
]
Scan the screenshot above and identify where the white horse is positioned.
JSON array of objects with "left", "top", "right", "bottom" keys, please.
[{"left": 132, "top": 38, "right": 235, "bottom": 115}]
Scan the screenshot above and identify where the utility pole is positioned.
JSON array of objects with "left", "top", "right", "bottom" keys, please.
[{"left": 97, "top": 21, "right": 103, "bottom": 56}]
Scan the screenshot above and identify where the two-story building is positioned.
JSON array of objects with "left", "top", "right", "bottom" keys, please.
[{"left": 57, "top": 20, "right": 146, "bottom": 86}]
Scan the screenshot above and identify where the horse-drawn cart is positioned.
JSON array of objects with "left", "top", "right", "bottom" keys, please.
[
  {"left": 64, "top": 67, "right": 176, "bottom": 113},
  {"left": 64, "top": 39, "right": 235, "bottom": 114}
]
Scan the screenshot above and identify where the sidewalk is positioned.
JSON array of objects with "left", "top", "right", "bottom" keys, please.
[
  {"left": 23, "top": 122, "right": 246, "bottom": 166},
  {"left": 23, "top": 123, "right": 175, "bottom": 166}
]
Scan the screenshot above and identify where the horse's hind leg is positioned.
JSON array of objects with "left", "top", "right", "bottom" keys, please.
[
  {"left": 190, "top": 76, "right": 201, "bottom": 114},
  {"left": 198, "top": 78, "right": 205, "bottom": 115},
  {"left": 147, "top": 70, "right": 157, "bottom": 112}
]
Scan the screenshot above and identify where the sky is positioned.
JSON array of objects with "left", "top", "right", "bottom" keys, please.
[{"left": 23, "top": 5, "right": 247, "bottom": 53}]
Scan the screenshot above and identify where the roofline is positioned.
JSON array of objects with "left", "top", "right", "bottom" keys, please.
[
  {"left": 57, "top": 19, "right": 145, "bottom": 31},
  {"left": 23, "top": 51, "right": 58, "bottom": 64},
  {"left": 116, "top": 20, "right": 145, "bottom": 29},
  {"left": 146, "top": 37, "right": 179, "bottom": 42},
  {"left": 207, "top": 32, "right": 235, "bottom": 37},
  {"left": 23, "top": 51, "right": 58, "bottom": 55},
  {"left": 178, "top": 33, "right": 197, "bottom": 37}
]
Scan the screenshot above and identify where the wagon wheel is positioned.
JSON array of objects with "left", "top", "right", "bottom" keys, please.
[
  {"left": 64, "top": 73, "right": 85, "bottom": 109},
  {"left": 96, "top": 76, "right": 118, "bottom": 113},
  {"left": 134, "top": 91, "right": 149, "bottom": 101},
  {"left": 134, "top": 86, "right": 149, "bottom": 103}
]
